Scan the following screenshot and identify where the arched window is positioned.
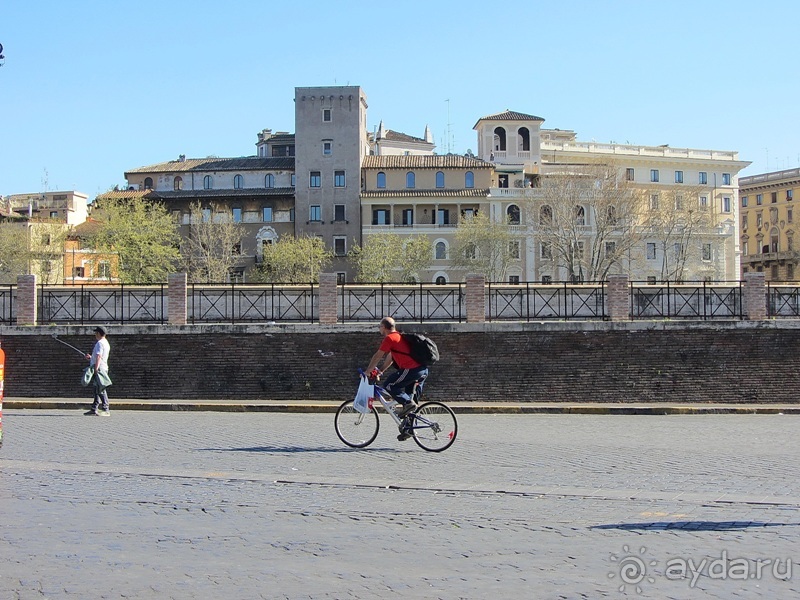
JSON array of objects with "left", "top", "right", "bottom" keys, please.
[
  {"left": 265, "top": 174, "right": 275, "bottom": 188},
  {"left": 575, "top": 205, "right": 585, "bottom": 226},
  {"left": 507, "top": 204, "right": 520, "bottom": 225},
  {"left": 539, "top": 205, "right": 552, "bottom": 225},
  {"left": 144, "top": 177, "right": 153, "bottom": 190},
  {"left": 203, "top": 175, "right": 213, "bottom": 190},
  {"left": 436, "top": 171, "right": 445, "bottom": 188},
  {"left": 435, "top": 275, "right": 447, "bottom": 285},
  {"left": 173, "top": 176, "right": 183, "bottom": 191},
  {"left": 518, "top": 127, "right": 530, "bottom": 151},
  {"left": 377, "top": 172, "right": 386, "bottom": 189},
  {"left": 493, "top": 127, "right": 507, "bottom": 151},
  {"left": 435, "top": 241, "right": 447, "bottom": 260},
  {"left": 406, "top": 172, "right": 415, "bottom": 189},
  {"left": 465, "top": 171, "right": 474, "bottom": 188},
  {"left": 234, "top": 174, "right": 244, "bottom": 189}
]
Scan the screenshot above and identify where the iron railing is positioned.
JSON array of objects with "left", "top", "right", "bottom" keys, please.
[
  {"left": 39, "top": 284, "right": 167, "bottom": 324},
  {"left": 487, "top": 281, "right": 607, "bottom": 321},
  {"left": 339, "top": 282, "right": 464, "bottom": 322},
  {"left": 767, "top": 284, "right": 800, "bottom": 318},
  {"left": 630, "top": 281, "right": 744, "bottom": 320},
  {"left": 188, "top": 283, "right": 317, "bottom": 323}
]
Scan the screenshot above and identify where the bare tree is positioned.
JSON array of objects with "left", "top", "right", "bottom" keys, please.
[
  {"left": 639, "top": 186, "right": 716, "bottom": 281},
  {"left": 529, "top": 162, "right": 643, "bottom": 281},
  {"left": 451, "top": 211, "right": 518, "bottom": 282},
  {"left": 180, "top": 202, "right": 244, "bottom": 283}
]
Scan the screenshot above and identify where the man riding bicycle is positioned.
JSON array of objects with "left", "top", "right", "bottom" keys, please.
[{"left": 365, "top": 317, "right": 428, "bottom": 438}]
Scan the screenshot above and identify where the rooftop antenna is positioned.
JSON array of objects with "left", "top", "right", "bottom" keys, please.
[{"left": 445, "top": 99, "right": 453, "bottom": 154}]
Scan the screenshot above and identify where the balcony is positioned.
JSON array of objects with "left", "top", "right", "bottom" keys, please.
[{"left": 489, "top": 188, "right": 542, "bottom": 199}]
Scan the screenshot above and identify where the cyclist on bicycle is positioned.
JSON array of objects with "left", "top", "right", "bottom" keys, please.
[{"left": 365, "top": 316, "right": 428, "bottom": 423}]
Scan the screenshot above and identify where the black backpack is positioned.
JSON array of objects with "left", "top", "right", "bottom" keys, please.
[{"left": 400, "top": 332, "right": 440, "bottom": 367}]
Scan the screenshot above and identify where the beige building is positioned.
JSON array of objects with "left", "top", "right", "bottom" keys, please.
[
  {"left": 473, "top": 111, "right": 750, "bottom": 282},
  {"left": 740, "top": 167, "right": 800, "bottom": 281}
]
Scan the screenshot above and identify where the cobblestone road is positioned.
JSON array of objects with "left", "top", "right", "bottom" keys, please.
[{"left": 0, "top": 410, "right": 798, "bottom": 599}]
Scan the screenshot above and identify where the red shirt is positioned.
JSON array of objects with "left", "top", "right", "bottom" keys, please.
[{"left": 379, "top": 331, "right": 422, "bottom": 370}]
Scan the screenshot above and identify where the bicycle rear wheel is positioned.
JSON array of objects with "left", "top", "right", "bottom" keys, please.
[
  {"left": 334, "top": 400, "right": 380, "bottom": 448},
  {"left": 411, "top": 401, "right": 458, "bottom": 452}
]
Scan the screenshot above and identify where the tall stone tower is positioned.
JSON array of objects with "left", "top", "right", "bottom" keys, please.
[{"left": 294, "top": 86, "right": 368, "bottom": 279}]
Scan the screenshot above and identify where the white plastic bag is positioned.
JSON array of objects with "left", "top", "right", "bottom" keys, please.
[{"left": 354, "top": 375, "right": 373, "bottom": 414}]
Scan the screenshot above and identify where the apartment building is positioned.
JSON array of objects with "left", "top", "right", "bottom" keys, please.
[{"left": 739, "top": 167, "right": 800, "bottom": 281}]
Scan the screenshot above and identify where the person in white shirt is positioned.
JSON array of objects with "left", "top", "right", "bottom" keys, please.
[{"left": 84, "top": 326, "right": 111, "bottom": 416}]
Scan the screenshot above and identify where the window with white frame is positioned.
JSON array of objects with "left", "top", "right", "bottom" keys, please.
[
  {"left": 702, "top": 243, "right": 712, "bottom": 261},
  {"left": 435, "top": 241, "right": 447, "bottom": 259},
  {"left": 334, "top": 204, "right": 346, "bottom": 221},
  {"left": 509, "top": 240, "right": 520, "bottom": 259},
  {"left": 675, "top": 194, "right": 684, "bottom": 210},
  {"left": 323, "top": 140, "right": 332, "bottom": 156},
  {"left": 323, "top": 108, "right": 331, "bottom": 122},
  {"left": 650, "top": 194, "right": 659, "bottom": 210},
  {"left": 625, "top": 168, "right": 634, "bottom": 181},
  {"left": 722, "top": 173, "right": 731, "bottom": 185},
  {"left": 97, "top": 262, "right": 111, "bottom": 279},
  {"left": 699, "top": 195, "right": 708, "bottom": 209},
  {"left": 756, "top": 194, "right": 763, "bottom": 205},
  {"left": 675, "top": 170, "right": 683, "bottom": 184},
  {"left": 310, "top": 171, "right": 321, "bottom": 187},
  {"left": 788, "top": 189, "right": 794, "bottom": 201},
  {"left": 310, "top": 205, "right": 321, "bottom": 221},
  {"left": 334, "top": 170, "right": 346, "bottom": 187},
  {"left": 650, "top": 169, "right": 659, "bottom": 182},
  {"left": 741, "top": 195, "right": 748, "bottom": 207},
  {"left": 742, "top": 215, "right": 748, "bottom": 231},
  {"left": 646, "top": 242, "right": 656, "bottom": 260},
  {"left": 699, "top": 171, "right": 708, "bottom": 185}
]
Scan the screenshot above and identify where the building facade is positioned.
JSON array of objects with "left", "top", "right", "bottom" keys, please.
[{"left": 739, "top": 167, "right": 800, "bottom": 281}]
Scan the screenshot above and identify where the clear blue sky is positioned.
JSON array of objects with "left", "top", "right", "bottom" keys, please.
[{"left": 2, "top": 0, "right": 798, "bottom": 198}]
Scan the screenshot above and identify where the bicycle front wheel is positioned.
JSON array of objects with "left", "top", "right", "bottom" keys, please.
[
  {"left": 411, "top": 401, "right": 458, "bottom": 452},
  {"left": 334, "top": 400, "right": 380, "bottom": 448}
]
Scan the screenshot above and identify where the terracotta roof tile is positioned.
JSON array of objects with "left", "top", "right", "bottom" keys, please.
[
  {"left": 362, "top": 155, "right": 492, "bottom": 169},
  {"left": 474, "top": 110, "right": 545, "bottom": 128},
  {"left": 125, "top": 157, "right": 294, "bottom": 175}
]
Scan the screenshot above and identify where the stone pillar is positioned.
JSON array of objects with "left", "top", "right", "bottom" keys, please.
[
  {"left": 743, "top": 272, "right": 767, "bottom": 320},
  {"left": 168, "top": 273, "right": 188, "bottom": 325},
  {"left": 606, "top": 274, "right": 630, "bottom": 321},
  {"left": 318, "top": 272, "right": 338, "bottom": 325},
  {"left": 465, "top": 273, "right": 486, "bottom": 324},
  {"left": 16, "top": 274, "right": 37, "bottom": 326}
]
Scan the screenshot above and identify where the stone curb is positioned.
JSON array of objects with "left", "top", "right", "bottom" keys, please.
[{"left": 3, "top": 400, "right": 800, "bottom": 415}]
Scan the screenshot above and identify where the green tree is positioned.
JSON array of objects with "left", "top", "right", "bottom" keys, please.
[
  {"left": 0, "top": 223, "right": 30, "bottom": 283},
  {"left": 451, "top": 212, "right": 517, "bottom": 282},
  {"left": 90, "top": 196, "right": 181, "bottom": 284},
  {"left": 252, "top": 235, "right": 333, "bottom": 283},
  {"left": 351, "top": 234, "right": 433, "bottom": 282},
  {"left": 179, "top": 202, "right": 244, "bottom": 283}
]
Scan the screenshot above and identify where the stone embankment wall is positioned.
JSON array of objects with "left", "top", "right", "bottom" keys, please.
[{"left": 1, "top": 320, "right": 798, "bottom": 403}]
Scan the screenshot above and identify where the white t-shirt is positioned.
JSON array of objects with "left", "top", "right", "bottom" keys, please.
[{"left": 92, "top": 338, "right": 110, "bottom": 373}]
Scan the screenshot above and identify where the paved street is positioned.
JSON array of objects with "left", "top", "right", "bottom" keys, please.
[{"left": 0, "top": 410, "right": 798, "bottom": 599}]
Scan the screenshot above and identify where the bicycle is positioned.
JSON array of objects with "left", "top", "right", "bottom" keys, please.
[{"left": 334, "top": 371, "right": 458, "bottom": 452}]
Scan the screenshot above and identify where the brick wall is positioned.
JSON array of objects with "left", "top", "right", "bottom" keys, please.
[{"left": 1, "top": 321, "right": 797, "bottom": 404}]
